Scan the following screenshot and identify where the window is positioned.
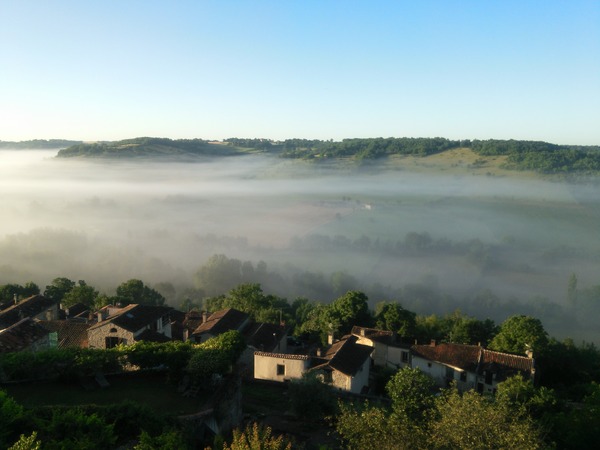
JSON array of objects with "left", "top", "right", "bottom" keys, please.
[
  {"left": 401, "top": 351, "right": 409, "bottom": 363},
  {"left": 276, "top": 364, "right": 285, "bottom": 376},
  {"left": 323, "top": 370, "right": 333, "bottom": 383},
  {"left": 460, "top": 371, "right": 467, "bottom": 382}
]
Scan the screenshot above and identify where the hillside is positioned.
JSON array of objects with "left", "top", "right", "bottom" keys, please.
[
  {"left": 0, "top": 139, "right": 82, "bottom": 149},
  {"left": 56, "top": 137, "right": 244, "bottom": 159}
]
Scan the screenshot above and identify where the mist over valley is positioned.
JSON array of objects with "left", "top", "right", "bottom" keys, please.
[{"left": 1, "top": 148, "right": 599, "bottom": 344}]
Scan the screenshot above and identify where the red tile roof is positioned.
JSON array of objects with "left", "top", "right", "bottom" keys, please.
[{"left": 411, "top": 342, "right": 534, "bottom": 379}]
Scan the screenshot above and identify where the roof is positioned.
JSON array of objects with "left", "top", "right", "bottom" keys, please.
[
  {"left": 411, "top": 342, "right": 534, "bottom": 379},
  {"left": 351, "top": 326, "right": 412, "bottom": 347},
  {"left": 0, "top": 318, "right": 50, "bottom": 353},
  {"left": 312, "top": 335, "right": 374, "bottom": 377},
  {"left": 62, "top": 303, "right": 89, "bottom": 319},
  {"left": 89, "top": 304, "right": 172, "bottom": 333},
  {"left": 0, "top": 295, "right": 58, "bottom": 328},
  {"left": 192, "top": 308, "right": 249, "bottom": 336},
  {"left": 244, "top": 322, "right": 286, "bottom": 352},
  {"left": 39, "top": 320, "right": 90, "bottom": 348}
]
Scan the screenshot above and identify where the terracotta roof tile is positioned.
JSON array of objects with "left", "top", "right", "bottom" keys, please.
[{"left": 192, "top": 308, "right": 249, "bottom": 336}]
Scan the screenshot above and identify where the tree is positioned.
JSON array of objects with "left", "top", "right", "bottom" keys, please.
[
  {"left": 430, "top": 388, "right": 543, "bottom": 450},
  {"left": 375, "top": 302, "right": 416, "bottom": 337},
  {"left": 329, "top": 291, "right": 372, "bottom": 335},
  {"left": 336, "top": 402, "right": 426, "bottom": 450},
  {"left": 385, "top": 367, "right": 436, "bottom": 423},
  {"left": 489, "top": 315, "right": 549, "bottom": 356},
  {"left": 44, "top": 278, "right": 75, "bottom": 303},
  {"left": 61, "top": 281, "right": 98, "bottom": 309},
  {"left": 115, "top": 279, "right": 165, "bottom": 306}
]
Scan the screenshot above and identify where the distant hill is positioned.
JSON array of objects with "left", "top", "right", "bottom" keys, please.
[
  {"left": 56, "top": 137, "right": 244, "bottom": 159},
  {"left": 0, "top": 139, "right": 82, "bottom": 149},
  {"left": 54, "top": 136, "right": 600, "bottom": 175}
]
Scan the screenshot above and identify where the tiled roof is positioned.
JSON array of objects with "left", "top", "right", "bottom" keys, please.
[
  {"left": 0, "top": 295, "right": 58, "bottom": 328},
  {"left": 254, "top": 351, "right": 310, "bottom": 361},
  {"left": 244, "top": 322, "right": 286, "bottom": 352},
  {"left": 89, "top": 304, "right": 172, "bottom": 333},
  {"left": 39, "top": 320, "right": 90, "bottom": 348},
  {"left": 192, "top": 308, "right": 249, "bottom": 336},
  {"left": 0, "top": 318, "right": 50, "bottom": 353},
  {"left": 312, "top": 335, "right": 374, "bottom": 377},
  {"left": 411, "top": 342, "right": 534, "bottom": 378},
  {"left": 351, "top": 325, "right": 414, "bottom": 348}
]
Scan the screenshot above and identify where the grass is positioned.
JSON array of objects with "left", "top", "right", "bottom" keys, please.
[
  {"left": 2, "top": 372, "right": 203, "bottom": 415},
  {"left": 242, "top": 381, "right": 291, "bottom": 415}
]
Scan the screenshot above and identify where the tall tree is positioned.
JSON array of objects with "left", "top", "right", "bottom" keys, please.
[{"left": 489, "top": 315, "right": 549, "bottom": 356}]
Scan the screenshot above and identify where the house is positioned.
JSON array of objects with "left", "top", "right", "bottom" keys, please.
[
  {"left": 254, "top": 335, "right": 373, "bottom": 394},
  {"left": 0, "top": 294, "right": 59, "bottom": 329},
  {"left": 0, "top": 318, "right": 51, "bottom": 353},
  {"left": 87, "top": 304, "right": 173, "bottom": 349},
  {"left": 311, "top": 335, "right": 373, "bottom": 394},
  {"left": 191, "top": 308, "right": 251, "bottom": 343},
  {"left": 352, "top": 326, "right": 412, "bottom": 369},
  {"left": 411, "top": 341, "right": 535, "bottom": 394},
  {"left": 254, "top": 352, "right": 311, "bottom": 382}
]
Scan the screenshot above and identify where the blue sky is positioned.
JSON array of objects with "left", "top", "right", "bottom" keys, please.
[{"left": 1, "top": 1, "right": 598, "bottom": 144}]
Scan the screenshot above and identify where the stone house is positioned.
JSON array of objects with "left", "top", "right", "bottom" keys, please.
[
  {"left": 411, "top": 341, "right": 536, "bottom": 394},
  {"left": 87, "top": 304, "right": 173, "bottom": 349},
  {"left": 254, "top": 352, "right": 311, "bottom": 382}
]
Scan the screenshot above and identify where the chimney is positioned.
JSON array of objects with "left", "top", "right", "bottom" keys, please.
[
  {"left": 360, "top": 328, "right": 366, "bottom": 337},
  {"left": 316, "top": 348, "right": 322, "bottom": 357},
  {"left": 430, "top": 339, "right": 436, "bottom": 347},
  {"left": 14, "top": 293, "right": 18, "bottom": 305},
  {"left": 202, "top": 311, "right": 208, "bottom": 324},
  {"left": 183, "top": 328, "right": 189, "bottom": 342},
  {"left": 327, "top": 332, "right": 334, "bottom": 346},
  {"left": 526, "top": 349, "right": 534, "bottom": 359}
]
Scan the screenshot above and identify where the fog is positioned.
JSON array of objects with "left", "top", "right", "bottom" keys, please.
[{"left": 2, "top": 149, "right": 600, "bottom": 343}]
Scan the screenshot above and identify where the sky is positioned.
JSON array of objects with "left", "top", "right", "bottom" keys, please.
[{"left": 1, "top": 1, "right": 599, "bottom": 145}]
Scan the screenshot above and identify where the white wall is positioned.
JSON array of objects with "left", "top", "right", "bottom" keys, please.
[{"left": 254, "top": 352, "right": 310, "bottom": 382}]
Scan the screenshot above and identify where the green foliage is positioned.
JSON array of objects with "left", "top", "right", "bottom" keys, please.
[
  {"left": 375, "top": 302, "right": 416, "bottom": 336},
  {"left": 1, "top": 390, "right": 26, "bottom": 448},
  {"left": 134, "top": 429, "right": 188, "bottom": 450},
  {"left": 57, "top": 137, "right": 237, "bottom": 158},
  {"left": 289, "top": 372, "right": 337, "bottom": 420},
  {"left": 61, "top": 280, "right": 98, "bottom": 309},
  {"left": 43, "top": 277, "right": 76, "bottom": 304},
  {"left": 430, "top": 388, "right": 543, "bottom": 450},
  {"left": 186, "top": 331, "right": 245, "bottom": 385},
  {"left": 489, "top": 315, "right": 549, "bottom": 356},
  {"left": 328, "top": 291, "right": 372, "bottom": 335},
  {"left": 116, "top": 279, "right": 166, "bottom": 306},
  {"left": 40, "top": 408, "right": 116, "bottom": 450},
  {"left": 385, "top": 367, "right": 436, "bottom": 422},
  {"left": 8, "top": 432, "right": 41, "bottom": 450},
  {"left": 336, "top": 402, "right": 426, "bottom": 450},
  {"left": 0, "top": 282, "right": 40, "bottom": 304},
  {"left": 223, "top": 422, "right": 293, "bottom": 450}
]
